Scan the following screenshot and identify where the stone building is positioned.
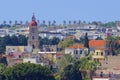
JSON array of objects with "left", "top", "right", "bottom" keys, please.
[{"left": 28, "top": 14, "right": 39, "bottom": 49}]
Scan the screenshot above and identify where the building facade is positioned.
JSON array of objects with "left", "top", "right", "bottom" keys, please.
[{"left": 28, "top": 14, "right": 39, "bottom": 49}]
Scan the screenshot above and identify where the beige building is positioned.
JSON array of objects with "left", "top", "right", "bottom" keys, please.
[{"left": 28, "top": 14, "right": 39, "bottom": 49}]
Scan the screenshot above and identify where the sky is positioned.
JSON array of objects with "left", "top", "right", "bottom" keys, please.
[{"left": 0, "top": 0, "right": 120, "bottom": 24}]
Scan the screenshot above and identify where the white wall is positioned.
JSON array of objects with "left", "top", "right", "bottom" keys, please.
[
  {"left": 93, "top": 78, "right": 109, "bottom": 80},
  {"left": 23, "top": 58, "right": 37, "bottom": 63}
]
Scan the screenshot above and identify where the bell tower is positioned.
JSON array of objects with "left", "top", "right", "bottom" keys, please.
[{"left": 28, "top": 14, "right": 39, "bottom": 49}]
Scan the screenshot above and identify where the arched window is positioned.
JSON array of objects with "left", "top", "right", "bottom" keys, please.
[
  {"left": 32, "top": 44, "right": 35, "bottom": 49},
  {"left": 32, "top": 36, "right": 34, "bottom": 40},
  {"left": 96, "top": 52, "right": 99, "bottom": 55},
  {"left": 101, "top": 52, "right": 103, "bottom": 56}
]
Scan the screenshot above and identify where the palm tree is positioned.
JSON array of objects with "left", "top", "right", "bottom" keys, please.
[
  {"left": 15, "top": 20, "right": 17, "bottom": 25},
  {"left": 20, "top": 21, "right": 23, "bottom": 25},
  {"left": 63, "top": 20, "right": 66, "bottom": 25},
  {"left": 79, "top": 57, "right": 98, "bottom": 80},
  {"left": 37, "top": 20, "right": 40, "bottom": 25},
  {"left": 69, "top": 21, "right": 71, "bottom": 25},
  {"left": 48, "top": 21, "right": 51, "bottom": 26},
  {"left": 0, "top": 63, "right": 6, "bottom": 73},
  {"left": 78, "top": 20, "right": 81, "bottom": 25},
  {"left": 25, "top": 21, "right": 29, "bottom": 26},
  {"left": 3, "top": 21, "right": 6, "bottom": 25},
  {"left": 73, "top": 20, "right": 76, "bottom": 24},
  {"left": 43, "top": 20, "right": 45, "bottom": 24},
  {"left": 9, "top": 20, "right": 12, "bottom": 26},
  {"left": 53, "top": 20, "right": 56, "bottom": 25}
]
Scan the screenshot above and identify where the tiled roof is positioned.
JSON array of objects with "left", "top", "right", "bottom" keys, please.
[
  {"left": 55, "top": 53, "right": 64, "bottom": 56},
  {"left": 89, "top": 40, "right": 106, "bottom": 47},
  {"left": 67, "top": 44, "right": 84, "bottom": 49},
  {"left": 117, "top": 40, "right": 120, "bottom": 44}
]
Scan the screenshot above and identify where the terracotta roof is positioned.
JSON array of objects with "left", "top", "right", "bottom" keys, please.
[
  {"left": 29, "top": 21, "right": 37, "bottom": 27},
  {"left": 95, "top": 48, "right": 111, "bottom": 50},
  {"left": 117, "top": 40, "right": 120, "bottom": 44},
  {"left": 92, "top": 76, "right": 109, "bottom": 78},
  {"left": 89, "top": 40, "right": 106, "bottom": 47},
  {"left": 67, "top": 44, "right": 84, "bottom": 49},
  {"left": 55, "top": 53, "right": 64, "bottom": 56},
  {"left": 29, "top": 14, "right": 38, "bottom": 27}
]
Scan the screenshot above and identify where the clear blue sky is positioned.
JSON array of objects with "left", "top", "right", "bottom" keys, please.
[{"left": 0, "top": 0, "right": 120, "bottom": 24}]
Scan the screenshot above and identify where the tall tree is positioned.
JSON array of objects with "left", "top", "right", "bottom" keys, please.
[
  {"left": 43, "top": 20, "right": 45, "bottom": 24},
  {"left": 9, "top": 21, "right": 12, "bottom": 26},
  {"left": 3, "top": 21, "right": 6, "bottom": 25},
  {"left": 53, "top": 20, "right": 56, "bottom": 25},
  {"left": 37, "top": 20, "right": 40, "bottom": 25},
  {"left": 48, "top": 21, "right": 51, "bottom": 26},
  {"left": 84, "top": 33, "right": 89, "bottom": 48},
  {"left": 58, "top": 37, "right": 74, "bottom": 50},
  {"left": 78, "top": 20, "right": 81, "bottom": 25},
  {"left": 106, "top": 36, "right": 120, "bottom": 55},
  {"left": 15, "top": 20, "right": 17, "bottom": 25},
  {"left": 50, "top": 37, "right": 60, "bottom": 45},
  {"left": 63, "top": 20, "right": 66, "bottom": 25},
  {"left": 79, "top": 57, "right": 98, "bottom": 80},
  {"left": 69, "top": 21, "right": 71, "bottom": 25},
  {"left": 61, "top": 64, "right": 82, "bottom": 80},
  {"left": 20, "top": 21, "right": 23, "bottom": 25},
  {"left": 73, "top": 21, "right": 76, "bottom": 24}
]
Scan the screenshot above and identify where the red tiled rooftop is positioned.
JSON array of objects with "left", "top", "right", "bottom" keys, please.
[
  {"left": 67, "top": 44, "right": 84, "bottom": 49},
  {"left": 55, "top": 53, "right": 64, "bottom": 56},
  {"left": 89, "top": 40, "right": 106, "bottom": 47}
]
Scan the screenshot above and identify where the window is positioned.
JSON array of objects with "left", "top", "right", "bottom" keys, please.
[
  {"left": 32, "top": 36, "right": 34, "bottom": 40},
  {"left": 96, "top": 52, "right": 99, "bottom": 55},
  {"left": 28, "top": 61, "right": 31, "bottom": 63},
  {"left": 80, "top": 50, "right": 82, "bottom": 54},
  {"left": 31, "top": 28, "right": 35, "bottom": 33},
  {"left": 32, "top": 44, "right": 35, "bottom": 49},
  {"left": 76, "top": 50, "right": 78, "bottom": 54},
  {"left": 101, "top": 52, "right": 103, "bottom": 56}
]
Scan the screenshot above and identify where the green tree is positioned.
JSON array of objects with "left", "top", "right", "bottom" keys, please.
[
  {"left": 18, "top": 35, "right": 27, "bottom": 45},
  {"left": 50, "top": 37, "right": 60, "bottom": 45},
  {"left": 84, "top": 33, "right": 89, "bottom": 48},
  {"left": 0, "top": 37, "right": 6, "bottom": 53},
  {"left": 3, "top": 63, "right": 55, "bottom": 80},
  {"left": 10, "top": 35, "right": 19, "bottom": 46},
  {"left": 3, "top": 35, "right": 12, "bottom": 45},
  {"left": 57, "top": 54, "right": 74, "bottom": 74},
  {"left": 79, "top": 57, "right": 98, "bottom": 80},
  {"left": 106, "top": 36, "right": 120, "bottom": 55},
  {"left": 61, "top": 64, "right": 82, "bottom": 80},
  {"left": 58, "top": 37, "right": 74, "bottom": 50},
  {"left": 58, "top": 54, "right": 82, "bottom": 80},
  {"left": 0, "top": 63, "right": 6, "bottom": 73}
]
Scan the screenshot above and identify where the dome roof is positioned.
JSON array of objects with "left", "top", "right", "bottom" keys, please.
[
  {"left": 30, "top": 21, "right": 37, "bottom": 27},
  {"left": 29, "top": 14, "right": 38, "bottom": 27}
]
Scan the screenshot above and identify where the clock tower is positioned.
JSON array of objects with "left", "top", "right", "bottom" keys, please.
[{"left": 28, "top": 14, "right": 39, "bottom": 49}]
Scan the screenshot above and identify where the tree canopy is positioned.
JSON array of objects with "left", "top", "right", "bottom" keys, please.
[
  {"left": 58, "top": 37, "right": 74, "bottom": 50},
  {"left": 106, "top": 36, "right": 120, "bottom": 55},
  {"left": 1, "top": 63, "right": 55, "bottom": 80}
]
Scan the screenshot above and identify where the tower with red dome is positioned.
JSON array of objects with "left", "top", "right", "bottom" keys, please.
[{"left": 28, "top": 14, "right": 39, "bottom": 49}]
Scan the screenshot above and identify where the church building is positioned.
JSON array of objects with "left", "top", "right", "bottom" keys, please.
[{"left": 28, "top": 14, "right": 39, "bottom": 49}]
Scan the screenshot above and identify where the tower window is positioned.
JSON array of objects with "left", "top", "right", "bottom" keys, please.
[
  {"left": 32, "top": 36, "right": 34, "bottom": 40},
  {"left": 32, "top": 44, "right": 35, "bottom": 49}
]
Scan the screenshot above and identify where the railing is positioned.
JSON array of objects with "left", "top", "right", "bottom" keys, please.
[{"left": 93, "top": 74, "right": 120, "bottom": 79}]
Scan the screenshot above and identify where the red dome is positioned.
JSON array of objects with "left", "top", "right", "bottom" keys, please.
[
  {"left": 30, "top": 21, "right": 37, "bottom": 27},
  {"left": 29, "top": 14, "right": 38, "bottom": 27}
]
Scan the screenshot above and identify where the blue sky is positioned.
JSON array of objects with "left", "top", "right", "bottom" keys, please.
[{"left": 0, "top": 0, "right": 120, "bottom": 24}]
